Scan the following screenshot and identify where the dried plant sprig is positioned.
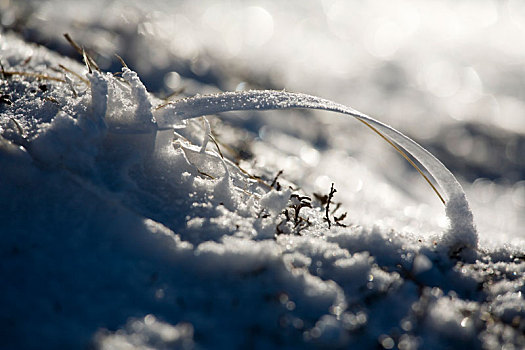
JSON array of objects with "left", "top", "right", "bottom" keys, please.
[
  {"left": 63, "top": 33, "right": 100, "bottom": 72},
  {"left": 0, "top": 70, "right": 66, "bottom": 83},
  {"left": 58, "top": 64, "right": 89, "bottom": 84},
  {"left": 325, "top": 183, "right": 336, "bottom": 229},
  {"left": 356, "top": 118, "right": 445, "bottom": 205},
  {"left": 114, "top": 54, "right": 128, "bottom": 69}
]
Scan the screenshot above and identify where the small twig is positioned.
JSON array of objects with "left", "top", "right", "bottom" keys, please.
[
  {"left": 357, "top": 118, "right": 445, "bottom": 205},
  {"left": 222, "top": 162, "right": 272, "bottom": 189},
  {"left": 270, "top": 170, "right": 283, "bottom": 189},
  {"left": 333, "top": 212, "right": 348, "bottom": 227},
  {"left": 154, "top": 100, "right": 171, "bottom": 110},
  {"left": 114, "top": 53, "right": 128, "bottom": 68},
  {"left": 87, "top": 55, "right": 101, "bottom": 72},
  {"left": 198, "top": 170, "right": 214, "bottom": 179},
  {"left": 82, "top": 48, "right": 92, "bottom": 74},
  {"left": 204, "top": 133, "right": 265, "bottom": 188},
  {"left": 64, "top": 33, "right": 100, "bottom": 72},
  {"left": 209, "top": 135, "right": 225, "bottom": 160},
  {"left": 58, "top": 64, "right": 90, "bottom": 84},
  {"left": 0, "top": 59, "right": 6, "bottom": 80},
  {"left": 63, "top": 33, "right": 83, "bottom": 55},
  {"left": 209, "top": 130, "right": 253, "bottom": 166},
  {"left": 290, "top": 194, "right": 312, "bottom": 227},
  {"left": 163, "top": 88, "right": 185, "bottom": 101},
  {"left": 0, "top": 70, "right": 65, "bottom": 83},
  {"left": 325, "top": 183, "right": 337, "bottom": 229}
]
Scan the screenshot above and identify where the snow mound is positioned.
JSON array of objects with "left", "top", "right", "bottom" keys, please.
[{"left": 1, "top": 30, "right": 524, "bottom": 350}]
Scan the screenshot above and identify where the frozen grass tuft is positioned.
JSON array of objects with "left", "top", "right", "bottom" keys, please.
[{"left": 155, "top": 89, "right": 478, "bottom": 254}]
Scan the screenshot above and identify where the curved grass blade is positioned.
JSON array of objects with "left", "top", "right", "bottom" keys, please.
[
  {"left": 157, "top": 91, "right": 451, "bottom": 201},
  {"left": 154, "top": 89, "right": 477, "bottom": 251}
]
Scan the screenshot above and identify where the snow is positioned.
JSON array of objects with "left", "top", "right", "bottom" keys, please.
[
  {"left": 94, "top": 315, "right": 195, "bottom": 350},
  {"left": 1, "top": 1, "right": 525, "bottom": 349}
]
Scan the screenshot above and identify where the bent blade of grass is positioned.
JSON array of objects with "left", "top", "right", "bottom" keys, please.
[{"left": 154, "top": 90, "right": 477, "bottom": 250}]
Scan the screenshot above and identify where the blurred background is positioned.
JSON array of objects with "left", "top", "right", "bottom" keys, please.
[{"left": 2, "top": 0, "right": 524, "bottom": 244}]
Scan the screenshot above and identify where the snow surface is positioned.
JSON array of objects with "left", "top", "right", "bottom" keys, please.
[{"left": 1, "top": 1, "right": 525, "bottom": 349}]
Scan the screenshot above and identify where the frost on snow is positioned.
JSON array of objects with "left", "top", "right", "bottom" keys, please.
[{"left": 0, "top": 20, "right": 524, "bottom": 350}]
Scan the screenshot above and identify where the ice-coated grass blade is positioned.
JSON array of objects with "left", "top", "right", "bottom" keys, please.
[
  {"left": 156, "top": 91, "right": 449, "bottom": 201},
  {"left": 355, "top": 118, "right": 445, "bottom": 205},
  {"left": 154, "top": 90, "right": 478, "bottom": 252}
]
